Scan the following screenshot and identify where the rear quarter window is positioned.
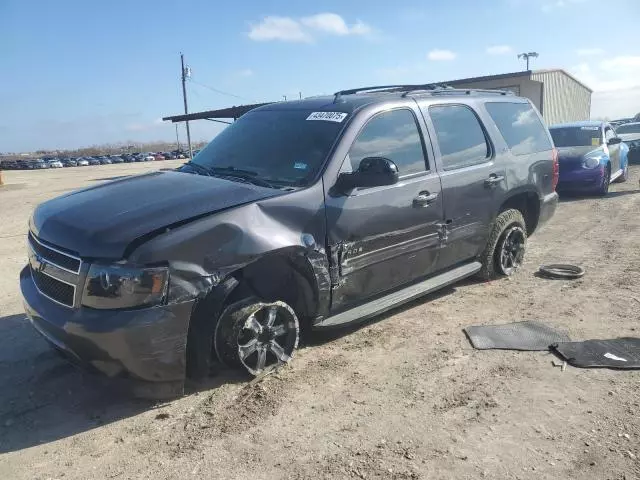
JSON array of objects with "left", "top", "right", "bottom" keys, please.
[{"left": 485, "top": 102, "right": 552, "bottom": 156}]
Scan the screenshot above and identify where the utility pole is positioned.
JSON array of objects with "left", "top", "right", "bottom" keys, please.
[
  {"left": 180, "top": 53, "right": 193, "bottom": 159},
  {"left": 175, "top": 123, "right": 180, "bottom": 151},
  {"left": 517, "top": 52, "right": 539, "bottom": 70}
]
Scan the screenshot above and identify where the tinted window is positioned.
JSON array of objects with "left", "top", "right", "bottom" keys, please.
[
  {"left": 348, "top": 109, "right": 427, "bottom": 175},
  {"left": 429, "top": 105, "right": 490, "bottom": 171},
  {"left": 549, "top": 126, "right": 602, "bottom": 148},
  {"left": 615, "top": 123, "right": 640, "bottom": 134},
  {"left": 485, "top": 102, "right": 552, "bottom": 155},
  {"left": 189, "top": 109, "right": 347, "bottom": 187}
]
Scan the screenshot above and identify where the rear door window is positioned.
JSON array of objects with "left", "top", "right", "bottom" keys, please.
[
  {"left": 485, "top": 102, "right": 552, "bottom": 155},
  {"left": 429, "top": 105, "right": 491, "bottom": 171}
]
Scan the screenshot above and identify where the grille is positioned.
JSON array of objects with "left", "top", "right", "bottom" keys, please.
[
  {"left": 32, "top": 269, "right": 75, "bottom": 307},
  {"left": 28, "top": 233, "right": 81, "bottom": 273}
]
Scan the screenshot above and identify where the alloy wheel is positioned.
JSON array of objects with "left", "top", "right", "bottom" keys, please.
[{"left": 497, "top": 225, "right": 526, "bottom": 276}]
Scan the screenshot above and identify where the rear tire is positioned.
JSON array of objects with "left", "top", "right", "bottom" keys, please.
[{"left": 478, "top": 209, "right": 527, "bottom": 280}]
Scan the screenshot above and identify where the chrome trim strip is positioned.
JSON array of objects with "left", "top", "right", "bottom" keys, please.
[{"left": 28, "top": 234, "right": 81, "bottom": 274}]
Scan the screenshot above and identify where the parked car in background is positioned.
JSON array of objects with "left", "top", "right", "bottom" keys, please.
[
  {"left": 614, "top": 122, "right": 640, "bottom": 161},
  {"left": 99, "top": 157, "right": 112, "bottom": 165},
  {"left": 163, "top": 152, "right": 176, "bottom": 160},
  {"left": 153, "top": 153, "right": 165, "bottom": 161},
  {"left": 142, "top": 153, "right": 155, "bottom": 161},
  {"left": 122, "top": 154, "right": 135, "bottom": 163},
  {"left": 88, "top": 158, "right": 101, "bottom": 166},
  {"left": 549, "top": 121, "right": 629, "bottom": 195},
  {"left": 32, "top": 159, "right": 48, "bottom": 169},
  {"left": 110, "top": 156, "right": 124, "bottom": 163},
  {"left": 60, "top": 158, "right": 77, "bottom": 167},
  {"left": 77, "top": 158, "right": 89, "bottom": 166},
  {"left": 47, "top": 159, "right": 64, "bottom": 168},
  {"left": 0, "top": 161, "right": 18, "bottom": 170},
  {"left": 20, "top": 86, "right": 558, "bottom": 393}
]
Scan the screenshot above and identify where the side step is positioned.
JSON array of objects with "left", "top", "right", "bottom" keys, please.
[
  {"left": 316, "top": 261, "right": 481, "bottom": 329},
  {"left": 610, "top": 168, "right": 623, "bottom": 183}
]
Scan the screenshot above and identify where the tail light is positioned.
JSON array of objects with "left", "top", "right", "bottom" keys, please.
[{"left": 551, "top": 147, "right": 559, "bottom": 191}]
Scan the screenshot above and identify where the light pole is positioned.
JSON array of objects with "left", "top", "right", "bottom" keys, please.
[
  {"left": 180, "top": 53, "right": 193, "bottom": 159},
  {"left": 517, "top": 52, "right": 539, "bottom": 70}
]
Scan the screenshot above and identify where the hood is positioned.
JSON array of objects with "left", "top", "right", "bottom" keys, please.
[
  {"left": 556, "top": 146, "right": 603, "bottom": 160},
  {"left": 30, "top": 170, "right": 284, "bottom": 259},
  {"left": 618, "top": 133, "right": 640, "bottom": 142}
]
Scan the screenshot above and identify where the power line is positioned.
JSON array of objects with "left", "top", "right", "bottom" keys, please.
[{"left": 188, "top": 79, "right": 254, "bottom": 102}]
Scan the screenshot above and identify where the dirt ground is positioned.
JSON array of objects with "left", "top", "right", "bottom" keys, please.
[{"left": 1, "top": 162, "right": 639, "bottom": 480}]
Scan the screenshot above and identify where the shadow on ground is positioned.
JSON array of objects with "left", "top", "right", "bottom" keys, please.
[
  {"left": 559, "top": 189, "right": 640, "bottom": 202},
  {"left": 0, "top": 313, "right": 243, "bottom": 454}
]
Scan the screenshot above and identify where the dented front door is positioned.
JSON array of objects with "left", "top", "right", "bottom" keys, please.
[{"left": 324, "top": 107, "right": 444, "bottom": 310}]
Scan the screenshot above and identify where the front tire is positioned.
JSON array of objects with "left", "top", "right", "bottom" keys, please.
[
  {"left": 214, "top": 297, "right": 299, "bottom": 376},
  {"left": 478, "top": 209, "right": 527, "bottom": 280},
  {"left": 597, "top": 164, "right": 611, "bottom": 195}
]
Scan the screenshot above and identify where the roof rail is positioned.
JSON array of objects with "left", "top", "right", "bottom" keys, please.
[
  {"left": 410, "top": 88, "right": 514, "bottom": 97},
  {"left": 333, "top": 83, "right": 442, "bottom": 102},
  {"left": 333, "top": 85, "right": 513, "bottom": 102}
]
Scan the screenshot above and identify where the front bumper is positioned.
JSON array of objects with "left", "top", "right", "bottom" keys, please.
[
  {"left": 557, "top": 167, "right": 604, "bottom": 192},
  {"left": 20, "top": 266, "right": 195, "bottom": 397}
]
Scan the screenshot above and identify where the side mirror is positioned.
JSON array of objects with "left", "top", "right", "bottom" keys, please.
[
  {"left": 335, "top": 157, "right": 399, "bottom": 193},
  {"left": 607, "top": 137, "right": 622, "bottom": 145}
]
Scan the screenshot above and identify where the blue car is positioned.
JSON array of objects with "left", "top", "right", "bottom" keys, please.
[{"left": 549, "top": 121, "right": 629, "bottom": 195}]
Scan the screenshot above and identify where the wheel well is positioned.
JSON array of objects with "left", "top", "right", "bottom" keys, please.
[
  {"left": 185, "top": 251, "right": 318, "bottom": 380},
  {"left": 499, "top": 192, "right": 540, "bottom": 235}
]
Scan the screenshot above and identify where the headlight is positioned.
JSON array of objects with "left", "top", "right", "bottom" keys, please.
[
  {"left": 82, "top": 263, "right": 169, "bottom": 309},
  {"left": 583, "top": 155, "right": 602, "bottom": 169}
]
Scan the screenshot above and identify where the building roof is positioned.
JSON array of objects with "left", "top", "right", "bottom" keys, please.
[
  {"left": 162, "top": 102, "right": 272, "bottom": 122},
  {"left": 531, "top": 69, "right": 593, "bottom": 93},
  {"left": 443, "top": 71, "right": 532, "bottom": 86}
]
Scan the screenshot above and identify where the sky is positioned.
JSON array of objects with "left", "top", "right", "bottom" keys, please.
[{"left": 1, "top": 0, "right": 639, "bottom": 152}]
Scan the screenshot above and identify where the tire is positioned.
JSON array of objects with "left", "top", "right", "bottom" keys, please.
[
  {"left": 597, "top": 164, "right": 611, "bottom": 195},
  {"left": 478, "top": 209, "right": 527, "bottom": 280},
  {"left": 614, "top": 163, "right": 629, "bottom": 183},
  {"left": 214, "top": 297, "right": 299, "bottom": 376}
]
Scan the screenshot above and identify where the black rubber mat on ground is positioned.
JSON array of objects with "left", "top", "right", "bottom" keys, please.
[
  {"left": 551, "top": 338, "right": 640, "bottom": 369},
  {"left": 464, "top": 321, "right": 570, "bottom": 351}
]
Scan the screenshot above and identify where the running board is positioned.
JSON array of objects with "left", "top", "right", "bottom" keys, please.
[
  {"left": 316, "top": 261, "right": 481, "bottom": 329},
  {"left": 610, "top": 168, "right": 623, "bottom": 182}
]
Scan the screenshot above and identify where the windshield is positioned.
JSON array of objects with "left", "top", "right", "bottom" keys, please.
[
  {"left": 549, "top": 126, "right": 602, "bottom": 148},
  {"left": 616, "top": 123, "right": 640, "bottom": 134},
  {"left": 187, "top": 109, "right": 347, "bottom": 187}
]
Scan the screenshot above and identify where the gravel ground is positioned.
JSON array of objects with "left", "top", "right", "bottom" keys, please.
[{"left": 0, "top": 162, "right": 639, "bottom": 480}]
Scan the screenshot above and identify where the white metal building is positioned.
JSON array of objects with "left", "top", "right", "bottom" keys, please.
[{"left": 444, "top": 69, "right": 592, "bottom": 126}]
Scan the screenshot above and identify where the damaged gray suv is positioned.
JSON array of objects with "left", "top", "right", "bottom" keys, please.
[{"left": 21, "top": 85, "right": 558, "bottom": 396}]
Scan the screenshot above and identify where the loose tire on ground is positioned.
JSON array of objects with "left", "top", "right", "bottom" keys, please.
[{"left": 478, "top": 209, "right": 527, "bottom": 280}]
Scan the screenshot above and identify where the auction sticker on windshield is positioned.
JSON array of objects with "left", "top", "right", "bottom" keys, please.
[{"left": 306, "top": 112, "right": 348, "bottom": 122}]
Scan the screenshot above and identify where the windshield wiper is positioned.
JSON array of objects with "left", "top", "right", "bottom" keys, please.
[
  {"left": 209, "top": 166, "right": 277, "bottom": 188},
  {"left": 180, "top": 161, "right": 213, "bottom": 176}
]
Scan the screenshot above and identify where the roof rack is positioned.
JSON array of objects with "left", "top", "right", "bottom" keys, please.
[{"left": 333, "top": 84, "right": 513, "bottom": 102}]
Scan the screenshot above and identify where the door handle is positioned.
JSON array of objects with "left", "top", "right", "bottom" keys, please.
[
  {"left": 484, "top": 174, "right": 505, "bottom": 188},
  {"left": 413, "top": 191, "right": 439, "bottom": 207}
]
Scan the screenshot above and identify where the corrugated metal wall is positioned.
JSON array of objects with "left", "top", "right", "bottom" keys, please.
[{"left": 531, "top": 70, "right": 591, "bottom": 126}]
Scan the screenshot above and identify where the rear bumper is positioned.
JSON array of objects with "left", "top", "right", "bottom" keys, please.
[
  {"left": 557, "top": 167, "right": 604, "bottom": 192},
  {"left": 538, "top": 192, "right": 558, "bottom": 228},
  {"left": 20, "top": 266, "right": 195, "bottom": 397}
]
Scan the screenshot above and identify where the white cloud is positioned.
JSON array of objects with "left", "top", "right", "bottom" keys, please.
[
  {"left": 486, "top": 45, "right": 512, "bottom": 55},
  {"left": 248, "top": 13, "right": 373, "bottom": 43},
  {"left": 300, "top": 13, "right": 372, "bottom": 36},
  {"left": 542, "top": 0, "right": 588, "bottom": 13},
  {"left": 577, "top": 48, "right": 604, "bottom": 56},
  {"left": 428, "top": 49, "right": 456, "bottom": 61},
  {"left": 248, "top": 16, "right": 311, "bottom": 43},
  {"left": 568, "top": 56, "right": 640, "bottom": 119},
  {"left": 236, "top": 68, "right": 254, "bottom": 77},
  {"left": 126, "top": 118, "right": 164, "bottom": 133}
]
